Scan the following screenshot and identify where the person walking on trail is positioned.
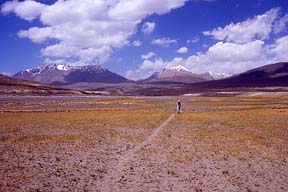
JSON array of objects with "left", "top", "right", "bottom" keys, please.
[{"left": 176, "top": 100, "right": 182, "bottom": 114}]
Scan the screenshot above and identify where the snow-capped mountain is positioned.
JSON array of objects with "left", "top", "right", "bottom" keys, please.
[
  {"left": 140, "top": 65, "right": 207, "bottom": 84},
  {"left": 140, "top": 65, "right": 231, "bottom": 84},
  {"left": 199, "top": 71, "right": 232, "bottom": 80},
  {"left": 14, "top": 64, "right": 128, "bottom": 85},
  {"left": 208, "top": 71, "right": 231, "bottom": 79},
  {"left": 169, "top": 65, "right": 191, "bottom": 72},
  {"left": 14, "top": 64, "right": 232, "bottom": 86},
  {"left": 159, "top": 66, "right": 196, "bottom": 78}
]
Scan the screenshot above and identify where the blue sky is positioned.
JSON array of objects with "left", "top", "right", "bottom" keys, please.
[{"left": 1, "top": 0, "right": 288, "bottom": 79}]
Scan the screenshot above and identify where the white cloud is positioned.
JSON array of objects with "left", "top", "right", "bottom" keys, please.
[
  {"left": 151, "top": 37, "right": 177, "bottom": 47},
  {"left": 43, "top": 58, "right": 91, "bottom": 67},
  {"left": 203, "top": 8, "right": 280, "bottom": 43},
  {"left": 1, "top": 0, "right": 46, "bottom": 21},
  {"left": 206, "top": 41, "right": 265, "bottom": 62},
  {"left": 141, "top": 52, "right": 156, "bottom": 60},
  {"left": 126, "top": 57, "right": 184, "bottom": 79},
  {"left": 125, "top": 70, "right": 137, "bottom": 80},
  {"left": 0, "top": 72, "right": 11, "bottom": 76},
  {"left": 125, "top": 56, "right": 185, "bottom": 80},
  {"left": 274, "top": 14, "right": 288, "bottom": 34},
  {"left": 142, "top": 22, "right": 156, "bottom": 34},
  {"left": 185, "top": 40, "right": 267, "bottom": 74},
  {"left": 1, "top": 0, "right": 188, "bottom": 65},
  {"left": 132, "top": 40, "right": 142, "bottom": 47},
  {"left": 187, "top": 37, "right": 199, "bottom": 44},
  {"left": 18, "top": 27, "right": 52, "bottom": 43},
  {"left": 268, "top": 35, "right": 288, "bottom": 62},
  {"left": 126, "top": 58, "right": 167, "bottom": 80},
  {"left": 177, "top": 46, "right": 188, "bottom": 53},
  {"left": 142, "top": 59, "right": 166, "bottom": 71},
  {"left": 126, "top": 7, "right": 288, "bottom": 80},
  {"left": 108, "top": 0, "right": 188, "bottom": 21},
  {"left": 173, "top": 57, "right": 184, "bottom": 63},
  {"left": 41, "top": 43, "right": 112, "bottom": 63},
  {"left": 127, "top": 34, "right": 288, "bottom": 80}
]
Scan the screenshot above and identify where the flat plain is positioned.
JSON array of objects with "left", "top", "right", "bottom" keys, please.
[{"left": 0, "top": 94, "right": 287, "bottom": 191}]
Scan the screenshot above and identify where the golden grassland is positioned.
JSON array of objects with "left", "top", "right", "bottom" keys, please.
[
  {"left": 0, "top": 111, "right": 170, "bottom": 143},
  {"left": 0, "top": 95, "right": 287, "bottom": 191},
  {"left": 173, "top": 108, "right": 287, "bottom": 154}
]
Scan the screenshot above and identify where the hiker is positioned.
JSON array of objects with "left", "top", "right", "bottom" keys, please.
[{"left": 176, "top": 100, "right": 182, "bottom": 114}]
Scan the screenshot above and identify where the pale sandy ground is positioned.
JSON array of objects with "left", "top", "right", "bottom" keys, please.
[{"left": 0, "top": 95, "right": 287, "bottom": 191}]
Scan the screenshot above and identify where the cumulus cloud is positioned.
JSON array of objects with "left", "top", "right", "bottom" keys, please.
[
  {"left": 184, "top": 40, "right": 267, "bottom": 74},
  {"left": 268, "top": 35, "right": 288, "bottom": 62},
  {"left": 274, "top": 14, "right": 288, "bottom": 34},
  {"left": 151, "top": 37, "right": 177, "bottom": 47},
  {"left": 43, "top": 58, "right": 92, "bottom": 67},
  {"left": 142, "top": 22, "right": 156, "bottom": 34},
  {"left": 203, "top": 8, "right": 280, "bottom": 43},
  {"left": 18, "top": 27, "right": 52, "bottom": 43},
  {"left": 132, "top": 40, "right": 142, "bottom": 47},
  {"left": 125, "top": 57, "right": 184, "bottom": 80},
  {"left": 108, "top": 0, "right": 188, "bottom": 21},
  {"left": 177, "top": 46, "right": 188, "bottom": 53},
  {"left": 140, "top": 59, "right": 165, "bottom": 70},
  {"left": 127, "top": 35, "right": 288, "bottom": 80},
  {"left": 41, "top": 43, "right": 112, "bottom": 63},
  {"left": 1, "top": 0, "right": 46, "bottom": 21},
  {"left": 126, "top": 8, "right": 288, "bottom": 80},
  {"left": 141, "top": 52, "right": 156, "bottom": 60},
  {"left": 1, "top": 0, "right": 188, "bottom": 65},
  {"left": 126, "top": 58, "right": 167, "bottom": 80}
]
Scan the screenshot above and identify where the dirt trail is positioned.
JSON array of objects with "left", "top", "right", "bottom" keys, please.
[{"left": 101, "top": 114, "right": 175, "bottom": 191}]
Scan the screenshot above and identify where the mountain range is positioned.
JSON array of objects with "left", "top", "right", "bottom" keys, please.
[
  {"left": 140, "top": 66, "right": 230, "bottom": 84},
  {"left": 13, "top": 64, "right": 230, "bottom": 85},
  {"left": 1, "top": 62, "right": 287, "bottom": 96}
]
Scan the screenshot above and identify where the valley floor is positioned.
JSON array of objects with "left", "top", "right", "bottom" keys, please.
[{"left": 0, "top": 94, "right": 287, "bottom": 191}]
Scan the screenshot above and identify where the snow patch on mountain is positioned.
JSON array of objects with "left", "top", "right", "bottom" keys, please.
[
  {"left": 21, "top": 64, "right": 106, "bottom": 75},
  {"left": 208, "top": 71, "right": 232, "bottom": 80},
  {"left": 56, "top": 64, "right": 69, "bottom": 71},
  {"left": 169, "top": 65, "right": 190, "bottom": 72}
]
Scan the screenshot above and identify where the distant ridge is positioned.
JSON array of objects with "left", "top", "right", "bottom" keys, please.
[
  {"left": 191, "top": 62, "right": 288, "bottom": 88},
  {"left": 0, "top": 74, "right": 83, "bottom": 95}
]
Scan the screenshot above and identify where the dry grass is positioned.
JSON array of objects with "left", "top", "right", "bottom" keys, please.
[
  {"left": 0, "top": 95, "right": 287, "bottom": 191},
  {"left": 0, "top": 98, "right": 170, "bottom": 191}
]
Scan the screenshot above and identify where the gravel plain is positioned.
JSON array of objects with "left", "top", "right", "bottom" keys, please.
[{"left": 0, "top": 95, "right": 287, "bottom": 191}]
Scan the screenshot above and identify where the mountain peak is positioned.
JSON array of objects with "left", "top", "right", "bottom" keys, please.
[
  {"left": 141, "top": 65, "right": 206, "bottom": 84},
  {"left": 166, "top": 65, "right": 190, "bottom": 72}
]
